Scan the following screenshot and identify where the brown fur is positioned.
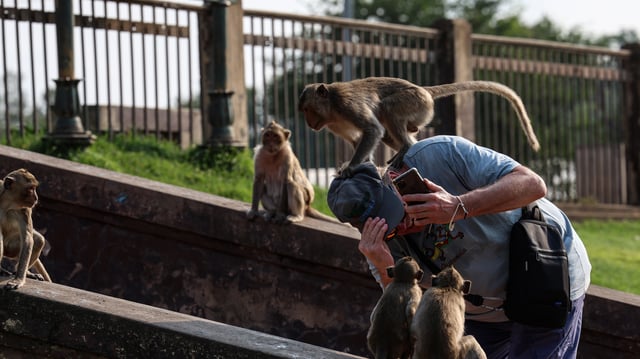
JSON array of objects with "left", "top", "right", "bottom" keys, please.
[
  {"left": 411, "top": 266, "right": 486, "bottom": 359},
  {"left": 0, "top": 169, "right": 52, "bottom": 289},
  {"left": 368, "top": 256, "right": 424, "bottom": 359},
  {"left": 299, "top": 77, "right": 539, "bottom": 175},
  {"left": 247, "top": 121, "right": 338, "bottom": 224}
]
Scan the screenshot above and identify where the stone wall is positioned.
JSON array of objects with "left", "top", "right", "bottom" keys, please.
[{"left": 0, "top": 145, "right": 638, "bottom": 357}]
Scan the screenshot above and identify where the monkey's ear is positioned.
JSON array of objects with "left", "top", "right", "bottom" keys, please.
[
  {"left": 4, "top": 176, "right": 15, "bottom": 189},
  {"left": 316, "top": 84, "right": 329, "bottom": 98},
  {"left": 386, "top": 266, "right": 395, "bottom": 279},
  {"left": 283, "top": 128, "right": 291, "bottom": 140},
  {"left": 415, "top": 269, "right": 424, "bottom": 282}
]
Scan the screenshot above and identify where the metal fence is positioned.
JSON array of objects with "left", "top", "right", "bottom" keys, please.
[
  {"left": 243, "top": 10, "right": 633, "bottom": 204},
  {"left": 0, "top": 0, "right": 203, "bottom": 148},
  {"left": 0, "top": 2, "right": 634, "bottom": 204}
]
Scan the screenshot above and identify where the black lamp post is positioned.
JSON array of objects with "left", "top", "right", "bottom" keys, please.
[{"left": 46, "top": 0, "right": 95, "bottom": 146}]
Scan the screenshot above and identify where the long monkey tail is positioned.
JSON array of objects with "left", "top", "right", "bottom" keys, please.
[{"left": 424, "top": 81, "right": 541, "bottom": 151}]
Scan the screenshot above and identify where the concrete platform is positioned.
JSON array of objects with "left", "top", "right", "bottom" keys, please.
[{"left": 0, "top": 278, "right": 364, "bottom": 358}]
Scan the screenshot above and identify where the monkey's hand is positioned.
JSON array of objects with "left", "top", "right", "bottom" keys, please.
[
  {"left": 4, "top": 278, "right": 25, "bottom": 290},
  {"left": 246, "top": 209, "right": 260, "bottom": 221},
  {"left": 337, "top": 163, "right": 357, "bottom": 178},
  {"left": 26, "top": 271, "right": 45, "bottom": 281}
]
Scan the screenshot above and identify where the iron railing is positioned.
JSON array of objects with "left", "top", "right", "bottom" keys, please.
[{"left": 0, "top": 2, "right": 634, "bottom": 204}]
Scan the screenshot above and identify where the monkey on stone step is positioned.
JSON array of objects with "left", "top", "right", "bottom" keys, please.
[
  {"left": 367, "top": 256, "right": 424, "bottom": 359},
  {"left": 247, "top": 120, "right": 339, "bottom": 224},
  {"left": 411, "top": 266, "right": 486, "bottom": 359},
  {"left": 0, "top": 168, "right": 52, "bottom": 289},
  {"left": 298, "top": 77, "right": 540, "bottom": 177}
]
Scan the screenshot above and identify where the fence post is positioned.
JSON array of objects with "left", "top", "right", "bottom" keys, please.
[
  {"left": 201, "top": 0, "right": 247, "bottom": 147},
  {"left": 623, "top": 43, "right": 640, "bottom": 205},
  {"left": 46, "top": 0, "right": 95, "bottom": 146},
  {"left": 431, "top": 18, "right": 474, "bottom": 141}
]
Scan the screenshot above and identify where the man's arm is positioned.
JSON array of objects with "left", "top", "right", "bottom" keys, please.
[{"left": 403, "top": 165, "right": 546, "bottom": 226}]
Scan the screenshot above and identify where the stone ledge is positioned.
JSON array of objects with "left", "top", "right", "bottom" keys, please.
[{"left": 0, "top": 279, "right": 364, "bottom": 359}]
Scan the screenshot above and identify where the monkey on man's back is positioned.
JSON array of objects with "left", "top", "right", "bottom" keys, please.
[
  {"left": 246, "top": 120, "right": 338, "bottom": 224},
  {"left": 299, "top": 77, "right": 540, "bottom": 176}
]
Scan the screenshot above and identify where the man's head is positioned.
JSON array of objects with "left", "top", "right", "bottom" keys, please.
[{"left": 328, "top": 162, "right": 404, "bottom": 236}]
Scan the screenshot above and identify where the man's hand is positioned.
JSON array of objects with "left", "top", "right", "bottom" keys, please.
[{"left": 359, "top": 217, "right": 395, "bottom": 288}]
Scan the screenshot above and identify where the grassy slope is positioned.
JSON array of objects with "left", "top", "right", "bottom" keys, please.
[{"left": 6, "top": 134, "right": 639, "bottom": 295}]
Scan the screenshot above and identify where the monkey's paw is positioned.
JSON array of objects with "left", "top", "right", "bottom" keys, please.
[
  {"left": 246, "top": 209, "right": 260, "bottom": 221},
  {"left": 4, "top": 278, "right": 24, "bottom": 290},
  {"left": 26, "top": 271, "right": 45, "bottom": 281}
]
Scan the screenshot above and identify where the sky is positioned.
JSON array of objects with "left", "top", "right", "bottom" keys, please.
[{"left": 242, "top": 0, "right": 640, "bottom": 39}]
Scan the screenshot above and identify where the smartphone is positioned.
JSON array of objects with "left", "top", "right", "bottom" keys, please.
[{"left": 392, "top": 167, "right": 430, "bottom": 204}]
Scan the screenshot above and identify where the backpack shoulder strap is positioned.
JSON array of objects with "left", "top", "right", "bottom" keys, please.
[{"left": 521, "top": 201, "right": 543, "bottom": 221}]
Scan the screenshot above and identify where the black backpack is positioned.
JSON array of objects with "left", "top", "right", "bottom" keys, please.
[{"left": 504, "top": 202, "right": 571, "bottom": 328}]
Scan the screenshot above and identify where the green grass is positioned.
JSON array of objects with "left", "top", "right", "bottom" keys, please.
[
  {"left": 4, "top": 132, "right": 334, "bottom": 217},
  {"left": 4, "top": 132, "right": 639, "bottom": 295},
  {"left": 573, "top": 220, "right": 640, "bottom": 295}
]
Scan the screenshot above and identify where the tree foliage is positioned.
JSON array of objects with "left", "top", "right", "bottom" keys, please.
[{"left": 317, "top": 0, "right": 638, "bottom": 48}]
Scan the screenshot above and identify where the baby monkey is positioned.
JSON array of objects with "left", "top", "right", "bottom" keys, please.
[
  {"left": 411, "top": 266, "right": 486, "bottom": 359},
  {"left": 299, "top": 77, "right": 540, "bottom": 176},
  {"left": 367, "top": 256, "right": 424, "bottom": 359}
]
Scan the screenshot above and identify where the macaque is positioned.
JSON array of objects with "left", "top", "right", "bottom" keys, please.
[
  {"left": 0, "top": 168, "right": 52, "bottom": 289},
  {"left": 298, "top": 77, "right": 540, "bottom": 176},
  {"left": 411, "top": 266, "right": 486, "bottom": 359},
  {"left": 367, "top": 256, "right": 424, "bottom": 359},
  {"left": 247, "top": 120, "right": 339, "bottom": 224}
]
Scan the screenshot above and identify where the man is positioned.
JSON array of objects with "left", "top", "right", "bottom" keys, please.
[{"left": 328, "top": 135, "right": 591, "bottom": 358}]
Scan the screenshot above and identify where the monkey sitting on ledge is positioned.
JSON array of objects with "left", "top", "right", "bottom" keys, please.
[
  {"left": 298, "top": 77, "right": 540, "bottom": 176},
  {"left": 246, "top": 120, "right": 339, "bottom": 224},
  {"left": 0, "top": 168, "right": 52, "bottom": 290}
]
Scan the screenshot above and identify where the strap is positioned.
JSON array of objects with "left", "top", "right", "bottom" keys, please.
[
  {"left": 399, "top": 234, "right": 442, "bottom": 275},
  {"left": 521, "top": 201, "right": 543, "bottom": 221}
]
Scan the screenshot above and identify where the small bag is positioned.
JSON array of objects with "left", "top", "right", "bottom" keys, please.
[{"left": 504, "top": 202, "right": 571, "bottom": 328}]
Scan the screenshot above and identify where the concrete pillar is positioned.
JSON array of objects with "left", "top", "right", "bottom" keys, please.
[{"left": 431, "top": 18, "right": 474, "bottom": 140}]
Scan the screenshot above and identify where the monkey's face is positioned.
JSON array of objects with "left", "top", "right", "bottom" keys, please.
[
  {"left": 261, "top": 130, "right": 284, "bottom": 154},
  {"left": 2, "top": 169, "right": 39, "bottom": 209},
  {"left": 298, "top": 84, "right": 331, "bottom": 130}
]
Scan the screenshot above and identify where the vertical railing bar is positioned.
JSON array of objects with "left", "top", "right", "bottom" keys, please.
[
  {"left": 28, "top": 0, "right": 38, "bottom": 132},
  {"left": 186, "top": 9, "right": 194, "bottom": 145},
  {"left": 117, "top": 1, "right": 124, "bottom": 137},
  {"left": 248, "top": 15, "right": 256, "bottom": 146},
  {"left": 79, "top": 0, "right": 89, "bottom": 129},
  {"left": 91, "top": 0, "right": 100, "bottom": 137},
  {"left": 42, "top": 0, "right": 50, "bottom": 132},
  {"left": 270, "top": 17, "right": 278, "bottom": 120},
  {"left": 164, "top": 6, "right": 172, "bottom": 143},
  {"left": 260, "top": 17, "right": 267, "bottom": 126},
  {"left": 2, "top": 0, "right": 10, "bottom": 143},
  {"left": 129, "top": 0, "right": 136, "bottom": 138},
  {"left": 142, "top": 4, "right": 149, "bottom": 134},
  {"left": 15, "top": 0, "right": 24, "bottom": 136},
  {"left": 281, "top": 18, "right": 289, "bottom": 129},
  {"left": 175, "top": 8, "right": 182, "bottom": 146},
  {"left": 104, "top": 0, "right": 113, "bottom": 140},
  {"left": 152, "top": 5, "right": 159, "bottom": 140}
]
